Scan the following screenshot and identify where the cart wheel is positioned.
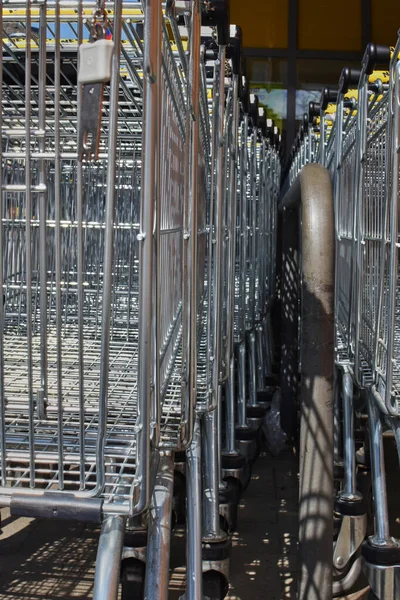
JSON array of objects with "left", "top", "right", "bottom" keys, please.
[
  {"left": 120, "top": 558, "right": 145, "bottom": 600},
  {"left": 332, "top": 552, "right": 363, "bottom": 597},
  {"left": 202, "top": 570, "right": 229, "bottom": 600}
]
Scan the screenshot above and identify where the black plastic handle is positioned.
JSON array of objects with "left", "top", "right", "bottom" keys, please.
[
  {"left": 240, "top": 76, "right": 249, "bottom": 113},
  {"left": 362, "top": 43, "right": 390, "bottom": 76},
  {"left": 309, "top": 101, "right": 320, "bottom": 120},
  {"left": 249, "top": 94, "right": 259, "bottom": 126},
  {"left": 320, "top": 87, "right": 338, "bottom": 110},
  {"left": 226, "top": 25, "right": 242, "bottom": 76},
  {"left": 258, "top": 107, "right": 267, "bottom": 137},
  {"left": 338, "top": 67, "right": 362, "bottom": 94},
  {"left": 303, "top": 113, "right": 309, "bottom": 129}
]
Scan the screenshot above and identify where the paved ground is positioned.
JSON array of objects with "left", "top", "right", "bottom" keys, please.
[
  {"left": 0, "top": 441, "right": 389, "bottom": 599},
  {"left": 0, "top": 448, "right": 299, "bottom": 599}
]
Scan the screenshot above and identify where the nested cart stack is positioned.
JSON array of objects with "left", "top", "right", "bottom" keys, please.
[
  {"left": 286, "top": 34, "right": 400, "bottom": 600},
  {"left": 0, "top": 0, "right": 284, "bottom": 596},
  {"left": 0, "top": 0, "right": 212, "bottom": 597}
]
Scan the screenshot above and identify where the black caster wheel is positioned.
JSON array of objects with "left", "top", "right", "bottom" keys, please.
[
  {"left": 202, "top": 570, "right": 229, "bottom": 600},
  {"left": 120, "top": 558, "right": 145, "bottom": 600}
]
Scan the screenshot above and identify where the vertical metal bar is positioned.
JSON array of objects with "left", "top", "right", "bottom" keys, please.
[
  {"left": 248, "top": 330, "right": 257, "bottom": 405},
  {"left": 96, "top": 0, "right": 122, "bottom": 495},
  {"left": 186, "top": 415, "right": 203, "bottom": 600},
  {"left": 135, "top": 0, "right": 162, "bottom": 513},
  {"left": 237, "top": 341, "right": 246, "bottom": 427},
  {"left": 211, "top": 45, "right": 226, "bottom": 406},
  {"left": 202, "top": 409, "right": 222, "bottom": 539},
  {"left": 153, "top": 9, "right": 162, "bottom": 450},
  {"left": 185, "top": 0, "right": 201, "bottom": 443},
  {"left": 248, "top": 129, "right": 256, "bottom": 325},
  {"left": 23, "top": 0, "right": 35, "bottom": 488},
  {"left": 225, "top": 75, "right": 239, "bottom": 377},
  {"left": 206, "top": 60, "right": 219, "bottom": 411},
  {"left": 224, "top": 355, "right": 236, "bottom": 453},
  {"left": 385, "top": 61, "right": 400, "bottom": 411},
  {"left": 240, "top": 116, "right": 248, "bottom": 338},
  {"left": 144, "top": 454, "right": 174, "bottom": 600},
  {"left": 38, "top": 0, "right": 48, "bottom": 404},
  {"left": 353, "top": 77, "right": 368, "bottom": 384},
  {"left": 77, "top": 0, "right": 85, "bottom": 489},
  {"left": 341, "top": 371, "right": 357, "bottom": 498},
  {"left": 333, "top": 370, "right": 342, "bottom": 466},
  {"left": 93, "top": 516, "right": 126, "bottom": 600},
  {"left": 0, "top": 0, "right": 7, "bottom": 486},
  {"left": 367, "top": 394, "right": 390, "bottom": 542},
  {"left": 54, "top": 0, "right": 64, "bottom": 489}
]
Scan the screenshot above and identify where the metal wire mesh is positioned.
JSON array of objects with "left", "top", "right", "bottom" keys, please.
[
  {"left": 357, "top": 91, "right": 388, "bottom": 386},
  {"left": 0, "top": 2, "right": 193, "bottom": 510}
]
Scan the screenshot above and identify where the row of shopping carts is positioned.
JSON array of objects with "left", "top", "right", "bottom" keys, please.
[
  {"left": 0, "top": 1, "right": 281, "bottom": 598},
  {"left": 288, "top": 34, "right": 400, "bottom": 600}
]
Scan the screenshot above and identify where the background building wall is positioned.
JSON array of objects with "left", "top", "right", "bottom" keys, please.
[{"left": 230, "top": 0, "right": 400, "bottom": 156}]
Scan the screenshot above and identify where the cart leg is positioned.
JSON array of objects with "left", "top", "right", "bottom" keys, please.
[
  {"left": 144, "top": 453, "right": 174, "bottom": 600},
  {"left": 184, "top": 415, "right": 203, "bottom": 600},
  {"left": 224, "top": 356, "right": 236, "bottom": 456},
  {"left": 361, "top": 394, "right": 400, "bottom": 600},
  {"left": 248, "top": 330, "right": 257, "bottom": 407},
  {"left": 235, "top": 340, "right": 257, "bottom": 468},
  {"left": 333, "top": 372, "right": 366, "bottom": 595},
  {"left": 256, "top": 324, "right": 265, "bottom": 392},
  {"left": 333, "top": 368, "right": 342, "bottom": 469},
  {"left": 93, "top": 515, "right": 126, "bottom": 600},
  {"left": 202, "top": 409, "right": 223, "bottom": 541},
  {"left": 237, "top": 341, "right": 246, "bottom": 428}
]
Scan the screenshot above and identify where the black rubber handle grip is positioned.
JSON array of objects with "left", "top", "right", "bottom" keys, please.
[
  {"left": 309, "top": 101, "right": 320, "bottom": 120},
  {"left": 249, "top": 94, "right": 259, "bottom": 126},
  {"left": 338, "top": 67, "right": 362, "bottom": 94},
  {"left": 227, "top": 25, "right": 242, "bottom": 76},
  {"left": 258, "top": 107, "right": 267, "bottom": 137},
  {"left": 320, "top": 87, "right": 338, "bottom": 110},
  {"left": 362, "top": 43, "right": 390, "bottom": 75},
  {"left": 240, "top": 75, "right": 249, "bottom": 113},
  {"left": 303, "top": 113, "right": 309, "bottom": 129},
  {"left": 299, "top": 124, "right": 305, "bottom": 141},
  {"left": 266, "top": 127, "right": 274, "bottom": 143}
]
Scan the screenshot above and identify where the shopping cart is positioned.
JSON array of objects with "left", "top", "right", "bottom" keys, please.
[
  {"left": 0, "top": 0, "right": 206, "bottom": 596},
  {"left": 358, "top": 40, "right": 400, "bottom": 599},
  {"left": 329, "top": 66, "right": 370, "bottom": 596},
  {"left": 184, "top": 15, "right": 236, "bottom": 600}
]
